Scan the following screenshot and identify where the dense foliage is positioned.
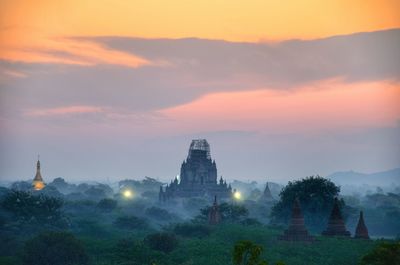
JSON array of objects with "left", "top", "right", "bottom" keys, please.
[
  {"left": 1, "top": 190, "right": 67, "bottom": 228},
  {"left": 22, "top": 231, "right": 89, "bottom": 265},
  {"left": 199, "top": 202, "right": 249, "bottom": 223},
  {"left": 359, "top": 242, "right": 400, "bottom": 265},
  {"left": 145, "top": 232, "right": 179, "bottom": 253},
  {"left": 113, "top": 215, "right": 149, "bottom": 230},
  {"left": 270, "top": 176, "right": 343, "bottom": 231}
]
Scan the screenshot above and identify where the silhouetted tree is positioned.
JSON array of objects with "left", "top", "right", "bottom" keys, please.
[
  {"left": 1, "top": 190, "right": 65, "bottom": 226},
  {"left": 270, "top": 176, "right": 342, "bottom": 231}
]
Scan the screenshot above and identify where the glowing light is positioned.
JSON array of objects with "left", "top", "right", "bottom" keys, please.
[
  {"left": 233, "top": 191, "right": 242, "bottom": 200},
  {"left": 123, "top": 189, "right": 133, "bottom": 198}
]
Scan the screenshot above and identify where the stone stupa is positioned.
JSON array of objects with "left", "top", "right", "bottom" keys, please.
[
  {"left": 354, "top": 211, "right": 370, "bottom": 239},
  {"left": 279, "top": 198, "right": 315, "bottom": 242},
  {"left": 322, "top": 198, "right": 351, "bottom": 237}
]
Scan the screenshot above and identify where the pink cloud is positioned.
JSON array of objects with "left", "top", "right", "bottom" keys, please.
[{"left": 160, "top": 79, "right": 400, "bottom": 134}]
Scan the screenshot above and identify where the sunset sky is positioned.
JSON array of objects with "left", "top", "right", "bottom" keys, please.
[{"left": 0, "top": 1, "right": 399, "bottom": 183}]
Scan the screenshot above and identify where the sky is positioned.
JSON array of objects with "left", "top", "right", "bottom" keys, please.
[{"left": 0, "top": 1, "right": 399, "bottom": 183}]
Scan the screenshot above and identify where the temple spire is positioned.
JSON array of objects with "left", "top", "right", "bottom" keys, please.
[
  {"left": 32, "top": 156, "right": 45, "bottom": 190},
  {"left": 279, "top": 198, "right": 314, "bottom": 242},
  {"left": 322, "top": 198, "right": 351, "bottom": 237},
  {"left": 208, "top": 195, "right": 221, "bottom": 225},
  {"left": 354, "top": 211, "right": 370, "bottom": 239}
]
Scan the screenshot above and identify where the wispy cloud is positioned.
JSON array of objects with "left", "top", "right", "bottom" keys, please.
[
  {"left": 24, "top": 105, "right": 104, "bottom": 117},
  {"left": 0, "top": 37, "right": 152, "bottom": 68}
]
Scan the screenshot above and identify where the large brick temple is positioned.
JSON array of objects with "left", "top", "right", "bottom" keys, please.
[{"left": 159, "top": 139, "right": 232, "bottom": 202}]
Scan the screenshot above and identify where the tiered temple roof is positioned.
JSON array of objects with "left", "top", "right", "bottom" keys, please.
[
  {"left": 322, "top": 198, "right": 351, "bottom": 237},
  {"left": 279, "top": 198, "right": 315, "bottom": 242},
  {"left": 354, "top": 211, "right": 370, "bottom": 239},
  {"left": 159, "top": 139, "right": 232, "bottom": 202}
]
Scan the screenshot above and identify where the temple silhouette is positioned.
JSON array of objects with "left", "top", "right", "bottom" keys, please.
[
  {"left": 159, "top": 139, "right": 232, "bottom": 201},
  {"left": 354, "top": 211, "right": 370, "bottom": 239},
  {"left": 208, "top": 196, "right": 222, "bottom": 225},
  {"left": 322, "top": 198, "right": 351, "bottom": 237},
  {"left": 279, "top": 198, "right": 315, "bottom": 242}
]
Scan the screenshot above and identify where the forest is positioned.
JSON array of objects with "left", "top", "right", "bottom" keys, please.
[{"left": 0, "top": 176, "right": 399, "bottom": 265}]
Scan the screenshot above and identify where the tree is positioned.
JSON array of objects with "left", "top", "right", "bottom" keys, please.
[
  {"left": 270, "top": 176, "right": 342, "bottom": 231},
  {"left": 22, "top": 232, "right": 89, "bottom": 265},
  {"left": 1, "top": 190, "right": 65, "bottom": 226},
  {"left": 232, "top": 240, "right": 268, "bottom": 265},
  {"left": 359, "top": 242, "right": 400, "bottom": 265},
  {"left": 144, "top": 232, "right": 178, "bottom": 253},
  {"left": 113, "top": 215, "right": 149, "bottom": 230},
  {"left": 97, "top": 198, "right": 117, "bottom": 212},
  {"left": 232, "top": 241, "right": 286, "bottom": 265}
]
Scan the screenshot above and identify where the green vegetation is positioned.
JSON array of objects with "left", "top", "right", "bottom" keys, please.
[
  {"left": 22, "top": 231, "right": 89, "bottom": 265},
  {"left": 0, "top": 177, "right": 398, "bottom": 265}
]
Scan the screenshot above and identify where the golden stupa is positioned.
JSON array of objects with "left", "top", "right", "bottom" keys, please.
[{"left": 32, "top": 158, "right": 46, "bottom": 191}]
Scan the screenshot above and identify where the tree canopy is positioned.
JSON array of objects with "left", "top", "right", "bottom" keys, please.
[{"left": 270, "top": 176, "right": 342, "bottom": 231}]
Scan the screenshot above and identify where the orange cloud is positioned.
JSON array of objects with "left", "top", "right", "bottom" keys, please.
[
  {"left": 161, "top": 80, "right": 400, "bottom": 134},
  {"left": 0, "top": 37, "right": 151, "bottom": 67},
  {"left": 25, "top": 105, "right": 104, "bottom": 116}
]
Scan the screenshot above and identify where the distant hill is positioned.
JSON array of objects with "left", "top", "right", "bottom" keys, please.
[{"left": 326, "top": 167, "right": 400, "bottom": 187}]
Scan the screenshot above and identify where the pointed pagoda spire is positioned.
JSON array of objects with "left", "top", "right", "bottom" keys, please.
[
  {"left": 208, "top": 195, "right": 221, "bottom": 225},
  {"left": 259, "top": 181, "right": 274, "bottom": 202},
  {"left": 32, "top": 156, "right": 45, "bottom": 190},
  {"left": 279, "top": 198, "right": 314, "bottom": 242},
  {"left": 354, "top": 211, "right": 370, "bottom": 239},
  {"left": 322, "top": 198, "right": 351, "bottom": 237}
]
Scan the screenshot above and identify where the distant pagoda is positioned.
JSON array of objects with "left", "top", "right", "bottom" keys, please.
[
  {"left": 354, "top": 211, "right": 370, "bottom": 239},
  {"left": 32, "top": 157, "right": 46, "bottom": 191},
  {"left": 159, "top": 139, "right": 232, "bottom": 201},
  {"left": 322, "top": 198, "right": 351, "bottom": 237},
  {"left": 259, "top": 182, "right": 274, "bottom": 202},
  {"left": 208, "top": 196, "right": 222, "bottom": 225},
  {"left": 279, "top": 198, "right": 315, "bottom": 242}
]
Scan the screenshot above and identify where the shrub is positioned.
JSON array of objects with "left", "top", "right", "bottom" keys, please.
[
  {"left": 22, "top": 231, "right": 89, "bottom": 265},
  {"left": 359, "top": 242, "right": 400, "bottom": 265}
]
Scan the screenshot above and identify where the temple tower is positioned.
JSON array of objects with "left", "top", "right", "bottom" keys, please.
[
  {"left": 322, "top": 198, "right": 351, "bottom": 237},
  {"left": 32, "top": 157, "right": 46, "bottom": 191},
  {"left": 208, "top": 196, "right": 222, "bottom": 225},
  {"left": 354, "top": 211, "right": 370, "bottom": 239},
  {"left": 279, "top": 198, "right": 314, "bottom": 242},
  {"left": 260, "top": 182, "right": 274, "bottom": 202}
]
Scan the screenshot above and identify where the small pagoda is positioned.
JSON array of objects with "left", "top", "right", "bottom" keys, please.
[
  {"left": 208, "top": 196, "right": 222, "bottom": 225},
  {"left": 354, "top": 211, "right": 370, "bottom": 239},
  {"left": 259, "top": 182, "right": 274, "bottom": 202},
  {"left": 32, "top": 157, "right": 46, "bottom": 191},
  {"left": 279, "top": 198, "right": 315, "bottom": 242},
  {"left": 322, "top": 198, "right": 351, "bottom": 237}
]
